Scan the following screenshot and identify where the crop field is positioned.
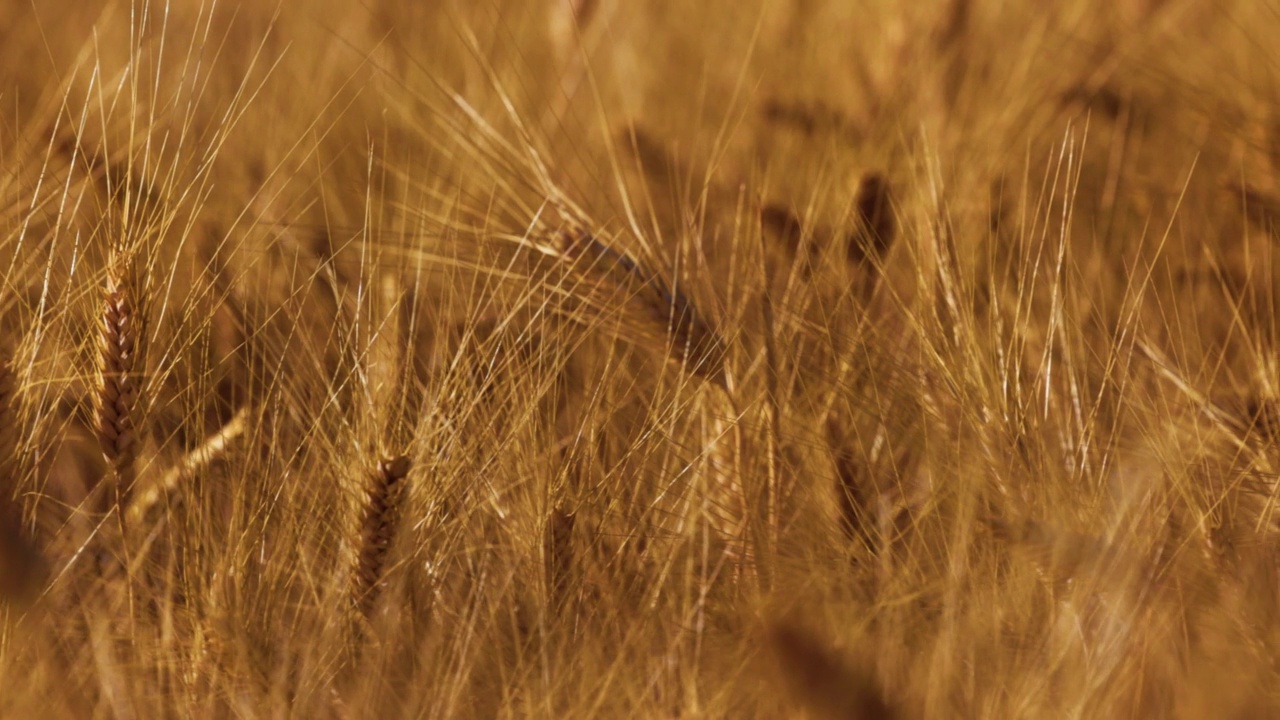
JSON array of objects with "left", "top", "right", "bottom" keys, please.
[{"left": 1, "top": 0, "right": 1279, "bottom": 717}]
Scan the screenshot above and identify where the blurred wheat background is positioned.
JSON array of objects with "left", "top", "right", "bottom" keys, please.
[{"left": 1, "top": 0, "right": 1279, "bottom": 716}]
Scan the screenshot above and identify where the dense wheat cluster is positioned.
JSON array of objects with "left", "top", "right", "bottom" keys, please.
[{"left": 2, "top": 0, "right": 1280, "bottom": 716}]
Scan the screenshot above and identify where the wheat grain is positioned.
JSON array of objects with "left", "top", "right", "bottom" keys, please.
[
  {"left": 759, "top": 98, "right": 863, "bottom": 144},
  {"left": 1227, "top": 180, "right": 1280, "bottom": 230}
]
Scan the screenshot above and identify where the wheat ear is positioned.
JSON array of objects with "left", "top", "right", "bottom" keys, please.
[
  {"left": 353, "top": 455, "right": 412, "bottom": 620},
  {"left": 93, "top": 263, "right": 142, "bottom": 505},
  {"left": 558, "top": 230, "right": 729, "bottom": 387}
]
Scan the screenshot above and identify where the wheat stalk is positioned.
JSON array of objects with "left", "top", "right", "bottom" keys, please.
[{"left": 353, "top": 455, "right": 412, "bottom": 620}]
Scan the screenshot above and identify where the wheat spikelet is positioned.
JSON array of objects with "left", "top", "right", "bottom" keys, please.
[
  {"left": 93, "top": 262, "right": 143, "bottom": 505},
  {"left": 935, "top": 0, "right": 972, "bottom": 54},
  {"left": 558, "top": 230, "right": 728, "bottom": 387},
  {"left": 353, "top": 455, "right": 412, "bottom": 620},
  {"left": 367, "top": 274, "right": 407, "bottom": 441}
]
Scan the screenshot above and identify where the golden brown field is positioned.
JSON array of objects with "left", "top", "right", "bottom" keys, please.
[{"left": 2, "top": 0, "right": 1279, "bottom": 716}]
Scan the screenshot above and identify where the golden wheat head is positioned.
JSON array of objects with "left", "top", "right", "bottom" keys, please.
[
  {"left": 353, "top": 455, "right": 412, "bottom": 620},
  {"left": 93, "top": 264, "right": 143, "bottom": 503},
  {"left": 559, "top": 230, "right": 729, "bottom": 387}
]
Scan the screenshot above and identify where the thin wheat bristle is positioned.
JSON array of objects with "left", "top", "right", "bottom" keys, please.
[
  {"left": 766, "top": 621, "right": 899, "bottom": 720},
  {"left": 354, "top": 455, "right": 412, "bottom": 620},
  {"left": 93, "top": 264, "right": 142, "bottom": 503},
  {"left": 559, "top": 230, "right": 728, "bottom": 386}
]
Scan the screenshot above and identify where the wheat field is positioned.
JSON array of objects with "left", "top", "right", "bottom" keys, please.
[{"left": 1, "top": 0, "right": 1279, "bottom": 717}]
